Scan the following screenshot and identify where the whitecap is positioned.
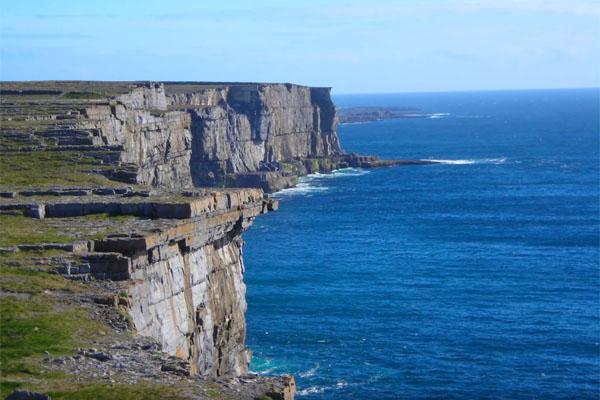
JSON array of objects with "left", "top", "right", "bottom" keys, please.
[
  {"left": 299, "top": 364, "right": 319, "bottom": 378},
  {"left": 273, "top": 182, "right": 328, "bottom": 197},
  {"left": 425, "top": 157, "right": 506, "bottom": 165},
  {"left": 257, "top": 367, "right": 276, "bottom": 374},
  {"left": 296, "top": 381, "right": 348, "bottom": 396},
  {"left": 331, "top": 167, "right": 370, "bottom": 177},
  {"left": 297, "top": 386, "right": 326, "bottom": 396},
  {"left": 426, "top": 159, "right": 476, "bottom": 165},
  {"left": 428, "top": 112, "right": 451, "bottom": 119},
  {"left": 305, "top": 167, "right": 370, "bottom": 180},
  {"left": 273, "top": 168, "right": 369, "bottom": 198}
]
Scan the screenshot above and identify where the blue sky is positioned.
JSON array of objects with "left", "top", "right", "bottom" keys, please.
[{"left": 0, "top": 0, "right": 598, "bottom": 93}]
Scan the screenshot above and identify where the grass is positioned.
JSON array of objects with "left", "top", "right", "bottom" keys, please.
[
  {"left": 0, "top": 264, "right": 80, "bottom": 294},
  {"left": 62, "top": 92, "right": 106, "bottom": 100},
  {"left": 0, "top": 232, "right": 235, "bottom": 400},
  {"left": 0, "top": 265, "right": 107, "bottom": 397},
  {"left": 0, "top": 213, "right": 139, "bottom": 248},
  {"left": 0, "top": 215, "right": 72, "bottom": 247},
  {"left": 0, "top": 151, "right": 117, "bottom": 188},
  {"left": 47, "top": 383, "right": 188, "bottom": 400}
]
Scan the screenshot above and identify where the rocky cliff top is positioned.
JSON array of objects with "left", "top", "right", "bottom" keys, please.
[
  {"left": 0, "top": 80, "right": 344, "bottom": 193},
  {"left": 0, "top": 80, "right": 329, "bottom": 96}
]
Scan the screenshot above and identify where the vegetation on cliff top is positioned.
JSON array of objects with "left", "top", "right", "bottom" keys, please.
[
  {"left": 0, "top": 214, "right": 137, "bottom": 247},
  {"left": 0, "top": 152, "right": 117, "bottom": 188},
  {"left": 0, "top": 252, "right": 198, "bottom": 400}
]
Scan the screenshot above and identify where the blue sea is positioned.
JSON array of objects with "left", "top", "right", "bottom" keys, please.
[{"left": 244, "top": 89, "right": 600, "bottom": 399}]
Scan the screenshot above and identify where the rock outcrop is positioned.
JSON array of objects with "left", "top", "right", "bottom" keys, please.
[
  {"left": 0, "top": 186, "right": 295, "bottom": 398},
  {"left": 1, "top": 188, "right": 277, "bottom": 376},
  {"left": 57, "top": 82, "right": 344, "bottom": 192}
]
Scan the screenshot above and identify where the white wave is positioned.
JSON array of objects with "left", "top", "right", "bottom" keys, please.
[
  {"left": 274, "top": 182, "right": 329, "bottom": 197},
  {"left": 273, "top": 168, "right": 369, "bottom": 197},
  {"left": 428, "top": 112, "right": 451, "bottom": 119},
  {"left": 427, "top": 159, "right": 476, "bottom": 165},
  {"left": 299, "top": 364, "right": 319, "bottom": 378},
  {"left": 297, "top": 386, "right": 326, "bottom": 396},
  {"left": 256, "top": 367, "right": 276, "bottom": 374},
  {"left": 425, "top": 157, "right": 507, "bottom": 165},
  {"left": 332, "top": 167, "right": 370, "bottom": 177},
  {"left": 297, "top": 381, "right": 348, "bottom": 396},
  {"left": 305, "top": 168, "right": 370, "bottom": 180}
]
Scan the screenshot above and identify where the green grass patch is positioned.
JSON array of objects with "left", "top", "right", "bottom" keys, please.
[
  {"left": 0, "top": 294, "right": 106, "bottom": 376},
  {"left": 0, "top": 265, "right": 79, "bottom": 294},
  {"left": 0, "top": 151, "right": 116, "bottom": 188},
  {"left": 0, "top": 262, "right": 107, "bottom": 398},
  {"left": 0, "top": 249, "right": 111, "bottom": 398},
  {"left": 0, "top": 213, "right": 139, "bottom": 248},
  {"left": 0, "top": 215, "right": 72, "bottom": 247},
  {"left": 62, "top": 91, "right": 105, "bottom": 100},
  {"left": 47, "top": 383, "right": 188, "bottom": 400}
]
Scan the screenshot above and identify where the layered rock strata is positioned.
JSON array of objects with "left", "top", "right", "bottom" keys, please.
[
  {"left": 0, "top": 81, "right": 430, "bottom": 399},
  {"left": 0, "top": 189, "right": 277, "bottom": 379},
  {"left": 0, "top": 81, "right": 344, "bottom": 192}
]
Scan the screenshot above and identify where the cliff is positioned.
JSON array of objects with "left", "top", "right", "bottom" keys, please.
[
  {"left": 0, "top": 81, "right": 430, "bottom": 399},
  {"left": 6, "top": 81, "right": 343, "bottom": 192},
  {"left": 0, "top": 81, "right": 318, "bottom": 399}
]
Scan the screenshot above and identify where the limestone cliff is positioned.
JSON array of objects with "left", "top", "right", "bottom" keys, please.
[
  {"left": 75, "top": 82, "right": 343, "bottom": 192},
  {"left": 0, "top": 80, "right": 424, "bottom": 399}
]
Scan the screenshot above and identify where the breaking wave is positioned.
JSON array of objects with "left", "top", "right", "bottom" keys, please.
[
  {"left": 299, "top": 364, "right": 319, "bottom": 378},
  {"left": 297, "top": 381, "right": 348, "bottom": 396},
  {"left": 425, "top": 157, "right": 507, "bottom": 165},
  {"left": 428, "top": 112, "right": 451, "bottom": 119},
  {"left": 274, "top": 168, "right": 369, "bottom": 198},
  {"left": 310, "top": 167, "right": 370, "bottom": 179},
  {"left": 274, "top": 182, "right": 329, "bottom": 197}
]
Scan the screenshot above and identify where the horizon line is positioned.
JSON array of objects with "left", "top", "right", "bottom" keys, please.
[{"left": 333, "top": 86, "right": 600, "bottom": 96}]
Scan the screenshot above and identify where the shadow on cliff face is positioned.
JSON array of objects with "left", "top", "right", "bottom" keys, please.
[
  {"left": 189, "top": 110, "right": 223, "bottom": 188},
  {"left": 187, "top": 84, "right": 343, "bottom": 192}
]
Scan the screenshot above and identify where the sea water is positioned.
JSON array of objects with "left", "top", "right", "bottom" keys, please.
[{"left": 244, "top": 89, "right": 600, "bottom": 399}]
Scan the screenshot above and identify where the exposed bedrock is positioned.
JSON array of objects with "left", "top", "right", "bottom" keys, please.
[
  {"left": 78, "top": 82, "right": 343, "bottom": 192},
  {"left": 119, "top": 191, "right": 266, "bottom": 377},
  {"left": 1, "top": 188, "right": 277, "bottom": 379},
  {"left": 0, "top": 80, "right": 413, "bottom": 399}
]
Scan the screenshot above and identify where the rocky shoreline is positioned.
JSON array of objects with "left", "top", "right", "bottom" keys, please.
[{"left": 338, "top": 106, "right": 440, "bottom": 124}]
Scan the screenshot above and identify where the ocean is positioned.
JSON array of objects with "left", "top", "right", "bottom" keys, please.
[{"left": 243, "top": 89, "right": 600, "bottom": 399}]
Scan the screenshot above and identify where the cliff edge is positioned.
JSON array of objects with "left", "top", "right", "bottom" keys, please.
[{"left": 0, "top": 81, "right": 429, "bottom": 399}]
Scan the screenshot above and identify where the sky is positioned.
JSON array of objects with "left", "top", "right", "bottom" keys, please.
[{"left": 0, "top": 0, "right": 598, "bottom": 94}]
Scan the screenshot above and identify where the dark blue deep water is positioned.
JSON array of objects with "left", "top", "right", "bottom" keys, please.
[{"left": 244, "top": 89, "right": 600, "bottom": 399}]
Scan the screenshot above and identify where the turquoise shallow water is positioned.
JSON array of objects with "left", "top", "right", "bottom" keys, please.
[{"left": 243, "top": 89, "right": 600, "bottom": 399}]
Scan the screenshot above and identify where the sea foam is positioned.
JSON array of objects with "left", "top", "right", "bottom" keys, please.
[
  {"left": 425, "top": 157, "right": 507, "bottom": 165},
  {"left": 273, "top": 168, "right": 369, "bottom": 197}
]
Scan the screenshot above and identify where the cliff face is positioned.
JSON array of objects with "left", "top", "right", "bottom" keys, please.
[
  {"left": 0, "top": 187, "right": 276, "bottom": 379},
  {"left": 185, "top": 84, "right": 341, "bottom": 188},
  {"left": 0, "top": 80, "right": 345, "bottom": 399},
  {"left": 80, "top": 83, "right": 194, "bottom": 188},
  {"left": 78, "top": 82, "right": 342, "bottom": 192},
  {"left": 121, "top": 190, "right": 265, "bottom": 377}
]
